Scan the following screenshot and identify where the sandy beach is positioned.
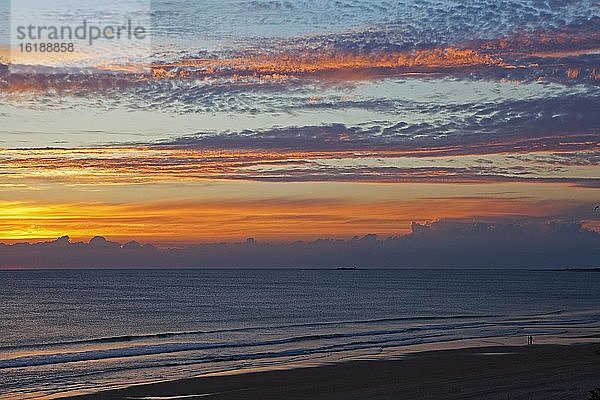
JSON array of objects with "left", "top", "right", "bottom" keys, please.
[{"left": 62, "top": 343, "right": 600, "bottom": 400}]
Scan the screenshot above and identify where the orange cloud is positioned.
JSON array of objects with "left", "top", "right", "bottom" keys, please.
[
  {"left": 2, "top": 46, "right": 505, "bottom": 93},
  {"left": 147, "top": 47, "right": 503, "bottom": 79},
  {"left": 1, "top": 145, "right": 597, "bottom": 186},
  {"left": 5, "top": 25, "right": 599, "bottom": 93}
]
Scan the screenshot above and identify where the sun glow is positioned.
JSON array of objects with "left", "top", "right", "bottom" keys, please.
[{"left": 0, "top": 193, "right": 591, "bottom": 244}]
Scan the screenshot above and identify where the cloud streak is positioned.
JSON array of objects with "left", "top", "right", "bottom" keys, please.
[{"left": 1, "top": 145, "right": 598, "bottom": 185}]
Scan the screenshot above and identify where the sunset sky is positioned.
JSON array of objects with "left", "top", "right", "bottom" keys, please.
[{"left": 0, "top": 0, "right": 598, "bottom": 251}]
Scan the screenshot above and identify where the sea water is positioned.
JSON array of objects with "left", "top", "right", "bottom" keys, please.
[{"left": 1, "top": 269, "right": 599, "bottom": 398}]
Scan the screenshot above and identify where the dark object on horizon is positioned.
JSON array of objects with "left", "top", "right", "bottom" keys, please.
[
  {"left": 588, "top": 387, "right": 600, "bottom": 400},
  {"left": 564, "top": 268, "right": 600, "bottom": 272},
  {"left": 527, "top": 335, "right": 533, "bottom": 345},
  {"left": 336, "top": 267, "right": 358, "bottom": 270}
]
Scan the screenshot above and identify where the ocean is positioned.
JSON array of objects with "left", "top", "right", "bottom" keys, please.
[{"left": 1, "top": 269, "right": 599, "bottom": 399}]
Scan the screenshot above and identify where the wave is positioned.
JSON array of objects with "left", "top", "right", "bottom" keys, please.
[
  {"left": 0, "top": 324, "right": 473, "bottom": 369},
  {"left": 0, "top": 331, "right": 468, "bottom": 391},
  {"left": 3, "top": 310, "right": 594, "bottom": 370},
  {"left": 0, "top": 314, "right": 494, "bottom": 352}
]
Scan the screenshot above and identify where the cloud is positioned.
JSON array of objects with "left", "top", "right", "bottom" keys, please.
[
  {"left": 157, "top": 92, "right": 600, "bottom": 154},
  {"left": 2, "top": 18, "right": 599, "bottom": 102},
  {"left": 1, "top": 117, "right": 598, "bottom": 185},
  {"left": 1, "top": 220, "right": 598, "bottom": 269}
]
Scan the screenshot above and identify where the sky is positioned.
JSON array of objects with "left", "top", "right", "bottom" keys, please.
[{"left": 0, "top": 0, "right": 598, "bottom": 267}]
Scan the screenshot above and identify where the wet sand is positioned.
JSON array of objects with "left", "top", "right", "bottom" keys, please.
[{"left": 63, "top": 343, "right": 600, "bottom": 400}]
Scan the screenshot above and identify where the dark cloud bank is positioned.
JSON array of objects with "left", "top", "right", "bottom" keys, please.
[{"left": 1, "top": 220, "right": 598, "bottom": 269}]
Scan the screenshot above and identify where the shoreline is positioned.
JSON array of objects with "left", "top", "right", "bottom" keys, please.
[{"left": 60, "top": 342, "right": 600, "bottom": 400}]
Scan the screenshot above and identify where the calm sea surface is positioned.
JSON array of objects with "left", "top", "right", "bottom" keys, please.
[{"left": 0, "top": 269, "right": 599, "bottom": 399}]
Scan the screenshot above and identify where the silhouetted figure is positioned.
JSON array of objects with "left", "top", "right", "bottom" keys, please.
[{"left": 527, "top": 335, "right": 533, "bottom": 345}]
